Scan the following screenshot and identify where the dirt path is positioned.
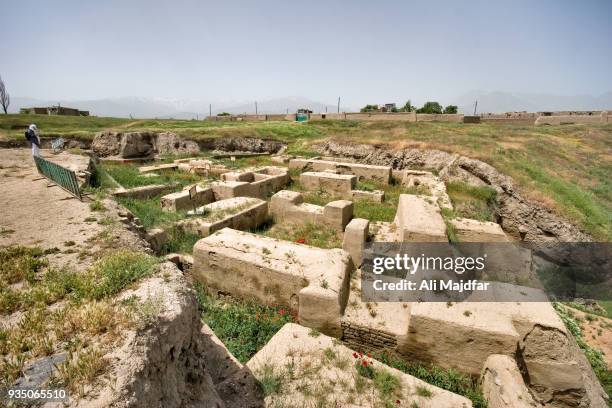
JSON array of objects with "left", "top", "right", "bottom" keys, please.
[{"left": 0, "top": 148, "right": 146, "bottom": 271}]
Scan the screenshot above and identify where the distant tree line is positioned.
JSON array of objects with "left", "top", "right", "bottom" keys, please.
[{"left": 360, "top": 100, "right": 457, "bottom": 114}]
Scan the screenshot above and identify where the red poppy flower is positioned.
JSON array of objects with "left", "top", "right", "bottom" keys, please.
[
  {"left": 279, "top": 309, "right": 286, "bottom": 316},
  {"left": 296, "top": 237, "right": 306, "bottom": 244},
  {"left": 396, "top": 400, "right": 400, "bottom": 404},
  {"left": 367, "top": 353, "right": 372, "bottom": 358},
  {"left": 352, "top": 352, "right": 358, "bottom": 358},
  {"left": 362, "top": 360, "right": 368, "bottom": 366}
]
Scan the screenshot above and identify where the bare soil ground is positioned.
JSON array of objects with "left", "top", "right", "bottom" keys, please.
[
  {"left": 568, "top": 306, "right": 612, "bottom": 367},
  {"left": 0, "top": 148, "right": 146, "bottom": 271}
]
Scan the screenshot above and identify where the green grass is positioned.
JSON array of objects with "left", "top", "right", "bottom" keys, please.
[
  {"left": 101, "top": 163, "right": 202, "bottom": 189},
  {"left": 116, "top": 195, "right": 187, "bottom": 229},
  {"left": 159, "top": 226, "right": 201, "bottom": 255},
  {"left": 288, "top": 180, "right": 406, "bottom": 223},
  {"left": 0, "top": 247, "right": 159, "bottom": 388},
  {"left": 73, "top": 250, "right": 158, "bottom": 300},
  {"left": 445, "top": 181, "right": 497, "bottom": 222},
  {"left": 375, "top": 351, "right": 487, "bottom": 408},
  {"left": 195, "top": 283, "right": 294, "bottom": 363},
  {"left": 257, "top": 221, "right": 343, "bottom": 249}
]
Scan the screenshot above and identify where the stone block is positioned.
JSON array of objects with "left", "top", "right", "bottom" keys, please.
[
  {"left": 221, "top": 171, "right": 254, "bottom": 182},
  {"left": 350, "top": 189, "right": 385, "bottom": 202},
  {"left": 481, "top": 355, "right": 537, "bottom": 408},
  {"left": 211, "top": 181, "right": 252, "bottom": 200},
  {"left": 342, "top": 218, "right": 370, "bottom": 267},
  {"left": 269, "top": 191, "right": 353, "bottom": 232},
  {"left": 450, "top": 218, "right": 509, "bottom": 242},
  {"left": 289, "top": 158, "right": 392, "bottom": 184},
  {"left": 400, "top": 170, "right": 453, "bottom": 210},
  {"left": 145, "top": 228, "right": 169, "bottom": 253},
  {"left": 300, "top": 171, "right": 356, "bottom": 194},
  {"left": 394, "top": 194, "right": 447, "bottom": 242},
  {"left": 160, "top": 186, "right": 214, "bottom": 212},
  {"left": 138, "top": 163, "right": 179, "bottom": 173},
  {"left": 323, "top": 200, "right": 354, "bottom": 230},
  {"left": 400, "top": 301, "right": 567, "bottom": 375},
  {"left": 112, "top": 183, "right": 179, "bottom": 199},
  {"left": 193, "top": 229, "right": 353, "bottom": 337},
  {"left": 178, "top": 197, "right": 267, "bottom": 237}
]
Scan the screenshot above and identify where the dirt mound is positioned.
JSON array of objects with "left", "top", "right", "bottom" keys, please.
[
  {"left": 315, "top": 141, "right": 590, "bottom": 242},
  {"left": 209, "top": 136, "right": 285, "bottom": 154},
  {"left": 92, "top": 131, "right": 200, "bottom": 158}
]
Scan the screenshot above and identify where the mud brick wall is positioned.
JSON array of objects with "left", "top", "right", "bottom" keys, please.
[{"left": 341, "top": 322, "right": 397, "bottom": 352}]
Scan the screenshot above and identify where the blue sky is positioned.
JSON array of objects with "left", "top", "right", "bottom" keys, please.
[{"left": 1, "top": 0, "right": 611, "bottom": 106}]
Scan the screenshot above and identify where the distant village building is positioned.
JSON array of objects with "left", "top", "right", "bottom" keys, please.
[
  {"left": 20, "top": 105, "right": 89, "bottom": 116},
  {"left": 382, "top": 103, "right": 396, "bottom": 112}
]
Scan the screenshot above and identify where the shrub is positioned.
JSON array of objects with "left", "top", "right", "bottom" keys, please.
[
  {"left": 443, "top": 105, "right": 458, "bottom": 114},
  {"left": 417, "top": 102, "right": 443, "bottom": 114}
]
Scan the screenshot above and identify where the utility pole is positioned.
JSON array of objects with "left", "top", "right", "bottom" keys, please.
[
  {"left": 325, "top": 106, "right": 328, "bottom": 113},
  {"left": 209, "top": 104, "right": 212, "bottom": 117},
  {"left": 337, "top": 97, "right": 341, "bottom": 113},
  {"left": 255, "top": 101, "right": 258, "bottom": 115},
  {"left": 473, "top": 100, "right": 478, "bottom": 116}
]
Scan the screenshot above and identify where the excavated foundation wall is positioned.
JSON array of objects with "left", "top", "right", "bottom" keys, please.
[{"left": 314, "top": 141, "right": 590, "bottom": 242}]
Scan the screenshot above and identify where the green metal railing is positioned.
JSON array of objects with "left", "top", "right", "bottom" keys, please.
[{"left": 34, "top": 156, "right": 82, "bottom": 200}]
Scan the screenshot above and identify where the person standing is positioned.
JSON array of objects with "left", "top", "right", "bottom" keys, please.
[{"left": 25, "top": 124, "right": 41, "bottom": 157}]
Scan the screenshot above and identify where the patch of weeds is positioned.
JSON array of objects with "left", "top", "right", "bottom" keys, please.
[
  {"left": 463, "top": 310, "right": 472, "bottom": 317},
  {"left": 116, "top": 196, "right": 187, "bottom": 229},
  {"left": 259, "top": 221, "right": 342, "bottom": 249},
  {"left": 415, "top": 385, "right": 433, "bottom": 398},
  {"left": 323, "top": 347, "right": 336, "bottom": 362},
  {"left": 320, "top": 279, "right": 329, "bottom": 289},
  {"left": 308, "top": 328, "right": 321, "bottom": 338},
  {"left": 64, "top": 241, "right": 76, "bottom": 247},
  {"left": 83, "top": 216, "right": 97, "bottom": 223},
  {"left": 0, "top": 228, "right": 15, "bottom": 236},
  {"left": 51, "top": 346, "right": 107, "bottom": 396},
  {"left": 355, "top": 358, "right": 375, "bottom": 379},
  {"left": 375, "top": 351, "right": 487, "bottom": 408},
  {"left": 373, "top": 369, "right": 401, "bottom": 399},
  {"left": 73, "top": 250, "right": 158, "bottom": 300},
  {"left": 89, "top": 200, "right": 105, "bottom": 212},
  {"left": 0, "top": 246, "right": 47, "bottom": 285},
  {"left": 159, "top": 226, "right": 200, "bottom": 255},
  {"left": 257, "top": 364, "right": 284, "bottom": 396},
  {"left": 195, "top": 283, "right": 293, "bottom": 363},
  {"left": 446, "top": 181, "right": 497, "bottom": 222}
]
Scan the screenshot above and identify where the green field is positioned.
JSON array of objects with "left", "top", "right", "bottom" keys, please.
[{"left": 1, "top": 114, "right": 610, "bottom": 240}]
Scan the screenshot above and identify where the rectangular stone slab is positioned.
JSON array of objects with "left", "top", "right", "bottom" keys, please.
[
  {"left": 289, "top": 158, "right": 392, "bottom": 184},
  {"left": 178, "top": 197, "right": 267, "bottom": 237},
  {"left": 300, "top": 171, "right": 356, "bottom": 193},
  {"left": 160, "top": 186, "right": 214, "bottom": 212},
  {"left": 193, "top": 228, "right": 352, "bottom": 336},
  {"left": 394, "top": 194, "right": 448, "bottom": 242}
]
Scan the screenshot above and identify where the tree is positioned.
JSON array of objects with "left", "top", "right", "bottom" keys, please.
[
  {"left": 417, "top": 101, "right": 442, "bottom": 114},
  {"left": 360, "top": 104, "right": 379, "bottom": 113},
  {"left": 0, "top": 75, "right": 9, "bottom": 114},
  {"left": 443, "top": 105, "right": 458, "bottom": 114},
  {"left": 401, "top": 100, "right": 414, "bottom": 112}
]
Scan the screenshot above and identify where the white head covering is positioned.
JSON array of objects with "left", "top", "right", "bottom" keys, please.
[{"left": 29, "top": 124, "right": 37, "bottom": 130}]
